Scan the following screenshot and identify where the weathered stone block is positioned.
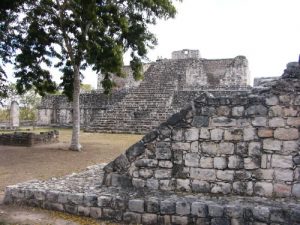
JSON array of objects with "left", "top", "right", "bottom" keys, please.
[
  {"left": 126, "top": 142, "right": 145, "bottom": 162},
  {"left": 253, "top": 169, "right": 274, "bottom": 180},
  {"left": 287, "top": 117, "right": 300, "bottom": 126},
  {"left": 274, "top": 183, "right": 292, "bottom": 197},
  {"left": 274, "top": 128, "right": 299, "bottom": 140},
  {"left": 211, "top": 128, "right": 224, "bottom": 140},
  {"left": 266, "top": 96, "right": 279, "bottom": 105},
  {"left": 258, "top": 128, "right": 273, "bottom": 138},
  {"left": 191, "top": 180, "right": 210, "bottom": 193},
  {"left": 245, "top": 105, "right": 267, "bottom": 116},
  {"left": 232, "top": 181, "right": 247, "bottom": 195},
  {"left": 129, "top": 199, "right": 144, "bottom": 213},
  {"left": 219, "top": 142, "right": 235, "bottom": 154},
  {"left": 123, "top": 212, "right": 142, "bottom": 224},
  {"left": 159, "top": 160, "right": 173, "bottom": 168},
  {"left": 283, "top": 141, "right": 299, "bottom": 154},
  {"left": 171, "top": 216, "right": 189, "bottom": 225},
  {"left": 211, "top": 182, "right": 231, "bottom": 194},
  {"left": 132, "top": 178, "right": 146, "bottom": 188},
  {"left": 292, "top": 184, "right": 300, "bottom": 197},
  {"left": 224, "top": 129, "right": 243, "bottom": 140},
  {"left": 228, "top": 155, "right": 243, "bottom": 169},
  {"left": 243, "top": 128, "right": 257, "bottom": 141},
  {"left": 90, "top": 207, "right": 102, "bottom": 219},
  {"left": 216, "top": 106, "right": 231, "bottom": 116},
  {"left": 78, "top": 206, "right": 90, "bottom": 217},
  {"left": 211, "top": 117, "right": 236, "bottom": 127},
  {"left": 200, "top": 128, "right": 210, "bottom": 139},
  {"left": 146, "top": 179, "right": 159, "bottom": 189},
  {"left": 232, "top": 106, "right": 244, "bottom": 117},
  {"left": 172, "top": 142, "right": 190, "bottom": 151},
  {"left": 272, "top": 155, "right": 293, "bottom": 168},
  {"left": 160, "top": 200, "right": 176, "bottom": 214},
  {"left": 254, "top": 182, "right": 273, "bottom": 197},
  {"left": 192, "top": 116, "right": 209, "bottom": 127},
  {"left": 64, "top": 204, "right": 78, "bottom": 214},
  {"left": 236, "top": 142, "right": 248, "bottom": 156},
  {"left": 111, "top": 174, "right": 132, "bottom": 187},
  {"left": 172, "top": 129, "right": 184, "bottom": 141},
  {"left": 284, "top": 108, "right": 298, "bottom": 117},
  {"left": 102, "top": 208, "right": 122, "bottom": 221},
  {"left": 244, "top": 157, "right": 260, "bottom": 170},
  {"left": 263, "top": 139, "right": 282, "bottom": 151},
  {"left": 274, "top": 169, "right": 293, "bottom": 181},
  {"left": 160, "top": 179, "right": 175, "bottom": 191},
  {"left": 139, "top": 169, "right": 154, "bottom": 178},
  {"left": 252, "top": 117, "right": 267, "bottom": 127},
  {"left": 176, "top": 201, "right": 191, "bottom": 215},
  {"left": 211, "top": 218, "right": 230, "bottom": 225},
  {"left": 261, "top": 154, "right": 272, "bottom": 168},
  {"left": 146, "top": 198, "right": 159, "bottom": 213},
  {"left": 200, "top": 157, "right": 214, "bottom": 168},
  {"left": 184, "top": 128, "right": 199, "bottom": 141},
  {"left": 217, "top": 170, "right": 234, "bottom": 181},
  {"left": 135, "top": 159, "right": 158, "bottom": 168},
  {"left": 269, "top": 117, "right": 285, "bottom": 127},
  {"left": 142, "top": 213, "right": 158, "bottom": 225},
  {"left": 269, "top": 105, "right": 283, "bottom": 117},
  {"left": 155, "top": 169, "right": 172, "bottom": 179},
  {"left": 190, "top": 168, "right": 216, "bottom": 181},
  {"left": 253, "top": 206, "right": 270, "bottom": 222},
  {"left": 191, "top": 202, "right": 208, "bottom": 217},
  {"left": 176, "top": 179, "right": 190, "bottom": 192},
  {"left": 201, "top": 143, "right": 218, "bottom": 155},
  {"left": 190, "top": 141, "right": 199, "bottom": 152},
  {"left": 184, "top": 153, "right": 199, "bottom": 167},
  {"left": 248, "top": 142, "right": 261, "bottom": 156},
  {"left": 209, "top": 204, "right": 224, "bottom": 217},
  {"left": 156, "top": 142, "right": 172, "bottom": 159},
  {"left": 214, "top": 157, "right": 227, "bottom": 169}
]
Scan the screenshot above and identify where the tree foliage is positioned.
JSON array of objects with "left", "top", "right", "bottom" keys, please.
[{"left": 2, "top": 0, "right": 180, "bottom": 150}]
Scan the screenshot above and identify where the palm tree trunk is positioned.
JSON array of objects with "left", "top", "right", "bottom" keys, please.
[{"left": 69, "top": 66, "right": 82, "bottom": 151}]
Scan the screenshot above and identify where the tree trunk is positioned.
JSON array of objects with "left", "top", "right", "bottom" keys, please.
[{"left": 69, "top": 66, "right": 82, "bottom": 151}]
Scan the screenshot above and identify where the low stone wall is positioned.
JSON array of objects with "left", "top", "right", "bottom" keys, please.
[
  {"left": 4, "top": 165, "right": 300, "bottom": 225},
  {"left": 0, "top": 130, "right": 59, "bottom": 146}
]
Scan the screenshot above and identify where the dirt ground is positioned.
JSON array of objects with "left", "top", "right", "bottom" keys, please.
[{"left": 0, "top": 129, "right": 142, "bottom": 225}]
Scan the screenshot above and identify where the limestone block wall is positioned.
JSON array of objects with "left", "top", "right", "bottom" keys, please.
[
  {"left": 0, "top": 130, "right": 59, "bottom": 146},
  {"left": 37, "top": 91, "right": 127, "bottom": 127},
  {"left": 171, "top": 49, "right": 200, "bottom": 60},
  {"left": 104, "top": 65, "right": 300, "bottom": 200}
]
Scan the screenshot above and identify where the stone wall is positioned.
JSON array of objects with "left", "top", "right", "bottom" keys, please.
[
  {"left": 4, "top": 61, "right": 300, "bottom": 225},
  {"left": 171, "top": 49, "right": 200, "bottom": 60},
  {"left": 103, "top": 61, "right": 300, "bottom": 200},
  {"left": 38, "top": 50, "right": 250, "bottom": 132},
  {"left": 37, "top": 91, "right": 127, "bottom": 127},
  {"left": 0, "top": 130, "right": 59, "bottom": 146}
]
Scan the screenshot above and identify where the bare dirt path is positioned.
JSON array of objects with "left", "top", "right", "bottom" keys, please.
[{"left": 0, "top": 129, "right": 142, "bottom": 225}]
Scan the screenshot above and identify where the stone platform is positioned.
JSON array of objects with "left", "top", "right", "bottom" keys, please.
[{"left": 4, "top": 164, "right": 300, "bottom": 225}]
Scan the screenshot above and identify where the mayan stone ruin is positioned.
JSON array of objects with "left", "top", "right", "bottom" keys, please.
[
  {"left": 4, "top": 60, "right": 300, "bottom": 224},
  {"left": 37, "top": 49, "right": 250, "bottom": 133}
]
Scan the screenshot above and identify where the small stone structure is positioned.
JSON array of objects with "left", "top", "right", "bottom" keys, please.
[
  {"left": 37, "top": 50, "right": 250, "bottom": 133},
  {"left": 0, "top": 130, "right": 59, "bottom": 147},
  {"left": 4, "top": 61, "right": 300, "bottom": 224},
  {"left": 10, "top": 101, "right": 19, "bottom": 128}
]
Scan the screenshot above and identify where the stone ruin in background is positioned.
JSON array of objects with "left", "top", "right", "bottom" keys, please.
[
  {"left": 37, "top": 49, "right": 251, "bottom": 133},
  {"left": 4, "top": 60, "right": 300, "bottom": 224}
]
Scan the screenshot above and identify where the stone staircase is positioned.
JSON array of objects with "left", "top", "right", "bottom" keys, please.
[{"left": 85, "top": 60, "right": 184, "bottom": 133}]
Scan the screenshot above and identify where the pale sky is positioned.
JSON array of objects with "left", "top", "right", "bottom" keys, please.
[{"left": 7, "top": 0, "right": 300, "bottom": 88}]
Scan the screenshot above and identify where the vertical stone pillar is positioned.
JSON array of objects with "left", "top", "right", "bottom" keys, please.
[{"left": 10, "top": 101, "right": 19, "bottom": 128}]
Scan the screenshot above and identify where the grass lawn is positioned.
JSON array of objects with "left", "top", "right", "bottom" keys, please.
[{"left": 0, "top": 128, "right": 143, "bottom": 192}]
